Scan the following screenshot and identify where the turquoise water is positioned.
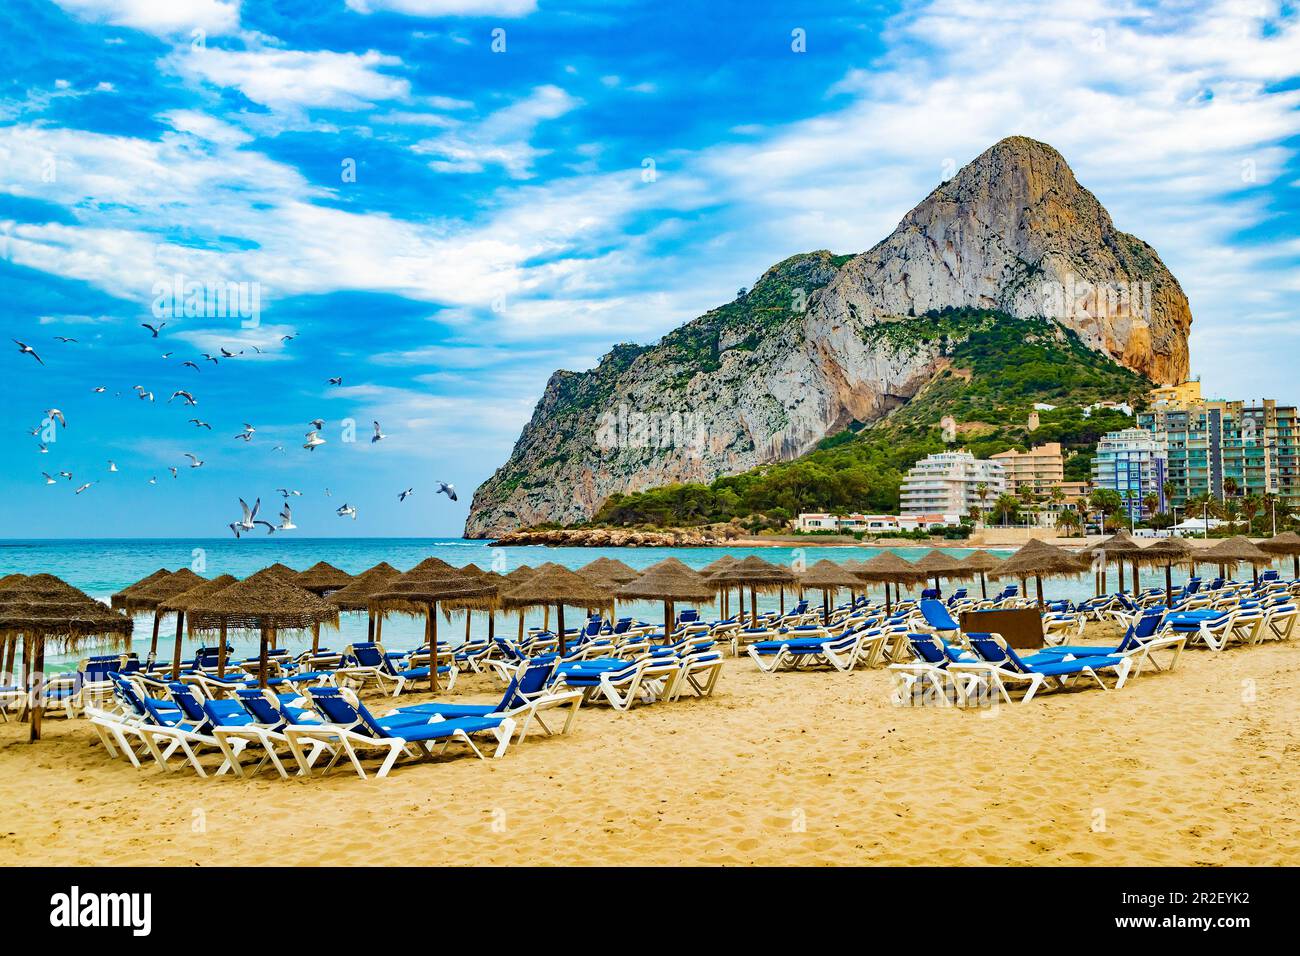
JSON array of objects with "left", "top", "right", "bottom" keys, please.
[{"left": 0, "top": 537, "right": 1216, "bottom": 667}]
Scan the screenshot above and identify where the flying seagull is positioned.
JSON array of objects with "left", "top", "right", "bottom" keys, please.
[
  {"left": 277, "top": 503, "right": 296, "bottom": 531},
  {"left": 44, "top": 408, "right": 67, "bottom": 428},
  {"left": 54, "top": 336, "right": 77, "bottom": 344},
  {"left": 231, "top": 497, "right": 275, "bottom": 537},
  {"left": 201, "top": 353, "right": 219, "bottom": 364},
  {"left": 399, "top": 488, "right": 413, "bottom": 502},
  {"left": 169, "top": 389, "right": 197, "bottom": 406},
  {"left": 235, "top": 423, "right": 255, "bottom": 441},
  {"left": 148, "top": 476, "right": 157, "bottom": 485},
  {"left": 75, "top": 482, "right": 94, "bottom": 495},
  {"left": 181, "top": 361, "right": 200, "bottom": 371},
  {"left": 183, "top": 453, "right": 204, "bottom": 469},
  {"left": 327, "top": 376, "right": 343, "bottom": 386},
  {"left": 41, "top": 472, "right": 56, "bottom": 485},
  {"left": 303, "top": 430, "right": 326, "bottom": 451},
  {"left": 92, "top": 386, "right": 106, "bottom": 393},
  {"left": 13, "top": 340, "right": 43, "bottom": 365},
  {"left": 371, "top": 421, "right": 386, "bottom": 443},
  {"left": 219, "top": 347, "right": 242, "bottom": 358},
  {"left": 436, "top": 481, "right": 458, "bottom": 502},
  {"left": 140, "top": 321, "right": 165, "bottom": 337},
  {"left": 161, "top": 351, "right": 173, "bottom": 359},
  {"left": 280, "top": 334, "right": 296, "bottom": 344},
  {"left": 308, "top": 418, "right": 324, "bottom": 430},
  {"left": 58, "top": 470, "right": 73, "bottom": 480},
  {"left": 276, "top": 488, "right": 302, "bottom": 498},
  {"left": 168, "top": 466, "right": 178, "bottom": 478},
  {"left": 107, "top": 461, "right": 118, "bottom": 472},
  {"left": 188, "top": 418, "right": 211, "bottom": 429},
  {"left": 336, "top": 503, "right": 356, "bottom": 520}
]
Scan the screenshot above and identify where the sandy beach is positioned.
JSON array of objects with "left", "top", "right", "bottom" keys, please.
[{"left": 3, "top": 621, "right": 1297, "bottom": 868}]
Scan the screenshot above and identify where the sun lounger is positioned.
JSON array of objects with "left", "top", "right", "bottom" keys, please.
[
  {"left": 287, "top": 686, "right": 515, "bottom": 778},
  {"left": 949, "top": 632, "right": 1132, "bottom": 704},
  {"left": 1034, "top": 611, "right": 1184, "bottom": 676}
]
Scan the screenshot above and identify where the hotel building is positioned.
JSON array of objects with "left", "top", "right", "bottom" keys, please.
[{"left": 899, "top": 451, "right": 1005, "bottom": 517}]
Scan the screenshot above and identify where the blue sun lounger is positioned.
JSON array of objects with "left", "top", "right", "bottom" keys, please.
[
  {"left": 1035, "top": 611, "right": 1185, "bottom": 675},
  {"left": 287, "top": 686, "right": 515, "bottom": 778},
  {"left": 950, "top": 633, "right": 1132, "bottom": 704}
]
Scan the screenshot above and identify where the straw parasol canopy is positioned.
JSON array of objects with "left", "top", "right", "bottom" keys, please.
[
  {"left": 580, "top": 556, "right": 640, "bottom": 585},
  {"left": 1091, "top": 531, "right": 1144, "bottom": 595},
  {"left": 959, "top": 550, "right": 1005, "bottom": 599},
  {"left": 797, "top": 559, "right": 863, "bottom": 623},
  {"left": 369, "top": 563, "right": 497, "bottom": 690},
  {"left": 617, "top": 558, "right": 718, "bottom": 638},
  {"left": 700, "top": 554, "right": 742, "bottom": 617},
  {"left": 854, "top": 551, "right": 923, "bottom": 611},
  {"left": 994, "top": 538, "right": 1090, "bottom": 606},
  {"left": 501, "top": 563, "right": 612, "bottom": 654},
  {"left": 0, "top": 573, "right": 133, "bottom": 742},
  {"left": 1200, "top": 535, "right": 1274, "bottom": 583},
  {"left": 157, "top": 574, "right": 238, "bottom": 677},
  {"left": 258, "top": 562, "right": 300, "bottom": 580},
  {"left": 912, "top": 550, "right": 968, "bottom": 595},
  {"left": 326, "top": 562, "right": 400, "bottom": 611},
  {"left": 113, "top": 567, "right": 205, "bottom": 661},
  {"left": 187, "top": 568, "right": 339, "bottom": 687},
  {"left": 708, "top": 555, "right": 795, "bottom": 626},
  {"left": 110, "top": 568, "right": 173, "bottom": 610},
  {"left": 295, "top": 561, "right": 354, "bottom": 596},
  {"left": 1137, "top": 538, "right": 1195, "bottom": 604},
  {"left": 1258, "top": 530, "right": 1300, "bottom": 578}
]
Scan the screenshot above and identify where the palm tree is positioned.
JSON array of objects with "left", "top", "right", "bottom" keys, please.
[
  {"left": 993, "top": 493, "right": 1020, "bottom": 527},
  {"left": 1223, "top": 476, "right": 1239, "bottom": 499},
  {"left": 1056, "top": 508, "right": 1082, "bottom": 537},
  {"left": 975, "top": 482, "right": 990, "bottom": 528},
  {"left": 1242, "top": 494, "right": 1262, "bottom": 535},
  {"left": 1142, "top": 492, "right": 1160, "bottom": 521}
]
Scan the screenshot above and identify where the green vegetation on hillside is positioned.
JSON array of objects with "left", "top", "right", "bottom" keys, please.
[{"left": 590, "top": 309, "right": 1150, "bottom": 528}]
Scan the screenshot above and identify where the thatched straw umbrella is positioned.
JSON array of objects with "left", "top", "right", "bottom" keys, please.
[
  {"left": 326, "top": 561, "right": 399, "bottom": 644},
  {"left": 1257, "top": 531, "right": 1300, "bottom": 579},
  {"left": 442, "top": 563, "right": 501, "bottom": 648},
  {"left": 369, "top": 564, "right": 496, "bottom": 690},
  {"left": 959, "top": 550, "right": 1004, "bottom": 600},
  {"left": 187, "top": 569, "right": 339, "bottom": 688},
  {"left": 501, "top": 564, "right": 612, "bottom": 654},
  {"left": 0, "top": 574, "right": 24, "bottom": 683},
  {"left": 0, "top": 574, "right": 133, "bottom": 741},
  {"left": 1137, "top": 538, "right": 1194, "bottom": 605},
  {"left": 115, "top": 568, "right": 204, "bottom": 663},
  {"left": 295, "top": 561, "right": 353, "bottom": 596},
  {"left": 1092, "top": 531, "right": 1143, "bottom": 595},
  {"left": 160, "top": 574, "right": 237, "bottom": 678},
  {"left": 499, "top": 565, "right": 536, "bottom": 641},
  {"left": 797, "top": 560, "right": 863, "bottom": 624},
  {"left": 258, "top": 562, "right": 300, "bottom": 580},
  {"left": 580, "top": 557, "right": 639, "bottom": 585},
  {"left": 854, "top": 551, "right": 923, "bottom": 612},
  {"left": 709, "top": 556, "right": 795, "bottom": 627},
  {"left": 912, "top": 550, "right": 967, "bottom": 597},
  {"left": 701, "top": 555, "right": 741, "bottom": 618},
  {"left": 1200, "top": 535, "right": 1273, "bottom": 584},
  {"left": 617, "top": 558, "right": 718, "bottom": 639},
  {"left": 110, "top": 568, "right": 172, "bottom": 611},
  {"left": 994, "top": 538, "right": 1090, "bottom": 607}
]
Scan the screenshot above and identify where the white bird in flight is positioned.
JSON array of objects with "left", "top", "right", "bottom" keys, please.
[
  {"left": 58, "top": 470, "right": 73, "bottom": 480},
  {"left": 303, "top": 430, "right": 326, "bottom": 451},
  {"left": 399, "top": 488, "right": 413, "bottom": 502},
  {"left": 308, "top": 418, "right": 324, "bottom": 431},
  {"left": 75, "top": 482, "right": 94, "bottom": 495},
  {"left": 184, "top": 453, "right": 204, "bottom": 468},
  {"left": 169, "top": 389, "right": 197, "bottom": 406},
  {"left": 107, "top": 461, "right": 118, "bottom": 472},
  {"left": 235, "top": 423, "right": 255, "bottom": 441},
  {"left": 277, "top": 503, "right": 296, "bottom": 531},
  {"left": 188, "top": 419, "right": 211, "bottom": 429},
  {"left": 92, "top": 386, "right": 106, "bottom": 393},
  {"left": 13, "top": 340, "right": 43, "bottom": 365},
  {"left": 371, "top": 421, "right": 386, "bottom": 443},
  {"left": 230, "top": 497, "right": 275, "bottom": 537},
  {"left": 327, "top": 376, "right": 343, "bottom": 386},
  {"left": 436, "top": 481, "right": 458, "bottom": 502},
  {"left": 41, "top": 472, "right": 56, "bottom": 485},
  {"left": 140, "top": 321, "right": 165, "bottom": 337},
  {"left": 54, "top": 336, "right": 77, "bottom": 344},
  {"left": 336, "top": 503, "right": 356, "bottom": 520},
  {"left": 276, "top": 488, "right": 302, "bottom": 498},
  {"left": 44, "top": 408, "right": 67, "bottom": 428},
  {"left": 168, "top": 466, "right": 178, "bottom": 478}
]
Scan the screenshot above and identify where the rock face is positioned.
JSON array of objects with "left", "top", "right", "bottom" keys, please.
[{"left": 465, "top": 137, "right": 1192, "bottom": 538}]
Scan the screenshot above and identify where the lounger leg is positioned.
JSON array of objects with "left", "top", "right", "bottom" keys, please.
[
  {"left": 375, "top": 742, "right": 404, "bottom": 778},
  {"left": 1020, "top": 674, "right": 1045, "bottom": 704}
]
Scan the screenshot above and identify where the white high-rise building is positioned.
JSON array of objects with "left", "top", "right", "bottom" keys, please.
[{"left": 899, "top": 451, "right": 1005, "bottom": 517}]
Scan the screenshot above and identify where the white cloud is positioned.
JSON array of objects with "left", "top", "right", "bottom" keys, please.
[
  {"left": 53, "top": 0, "right": 240, "bottom": 37},
  {"left": 413, "top": 85, "right": 579, "bottom": 178},
  {"left": 169, "top": 46, "right": 409, "bottom": 111}
]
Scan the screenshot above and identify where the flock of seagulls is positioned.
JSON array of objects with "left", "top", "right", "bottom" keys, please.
[{"left": 16, "top": 324, "right": 461, "bottom": 532}]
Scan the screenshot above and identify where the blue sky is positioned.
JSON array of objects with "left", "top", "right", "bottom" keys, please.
[{"left": 2, "top": 0, "right": 1298, "bottom": 538}]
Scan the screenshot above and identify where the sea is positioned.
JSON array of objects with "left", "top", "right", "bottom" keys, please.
[{"left": 0, "top": 537, "right": 1212, "bottom": 669}]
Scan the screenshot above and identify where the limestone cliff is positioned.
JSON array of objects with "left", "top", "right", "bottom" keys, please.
[{"left": 465, "top": 136, "right": 1191, "bottom": 537}]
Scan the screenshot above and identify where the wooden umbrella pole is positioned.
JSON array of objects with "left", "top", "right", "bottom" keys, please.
[
  {"left": 1293, "top": 554, "right": 1298, "bottom": 579},
  {"left": 1164, "top": 564, "right": 1173, "bottom": 605},
  {"left": 367, "top": 612, "right": 375, "bottom": 642},
  {"left": 517, "top": 610, "right": 524, "bottom": 641},
  {"left": 465, "top": 611, "right": 472, "bottom": 645},
  {"left": 750, "top": 586, "right": 758, "bottom": 629},
  {"left": 1035, "top": 575, "right": 1045, "bottom": 608},
  {"left": 258, "top": 623, "right": 269, "bottom": 689},
  {"left": 822, "top": 589, "right": 830, "bottom": 625},
  {"left": 1132, "top": 559, "right": 1140, "bottom": 598},
  {"left": 487, "top": 612, "right": 495, "bottom": 643},
  {"left": 1118, "top": 561, "right": 1126, "bottom": 593},
  {"left": 429, "top": 603, "right": 439, "bottom": 692},
  {"left": 663, "top": 600, "right": 673, "bottom": 643},
  {"left": 556, "top": 604, "right": 566, "bottom": 656},
  {"left": 217, "top": 621, "right": 228, "bottom": 678},
  {"left": 148, "top": 610, "right": 162, "bottom": 662},
  {"left": 311, "top": 621, "right": 321, "bottom": 655},
  {"left": 980, "top": 572, "right": 987, "bottom": 600},
  {"left": 30, "top": 634, "right": 45, "bottom": 742},
  {"left": 779, "top": 588, "right": 785, "bottom": 615},
  {"left": 1, "top": 634, "right": 14, "bottom": 684},
  {"left": 376, "top": 612, "right": 383, "bottom": 642},
  {"left": 19, "top": 634, "right": 31, "bottom": 723},
  {"left": 170, "top": 610, "right": 186, "bottom": 679}
]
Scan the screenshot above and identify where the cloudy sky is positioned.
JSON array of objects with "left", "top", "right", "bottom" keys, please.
[{"left": 2, "top": 0, "right": 1298, "bottom": 538}]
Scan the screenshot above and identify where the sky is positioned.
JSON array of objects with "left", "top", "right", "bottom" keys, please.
[{"left": 1, "top": 0, "right": 1298, "bottom": 539}]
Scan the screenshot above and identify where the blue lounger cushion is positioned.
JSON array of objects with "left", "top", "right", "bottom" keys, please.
[{"left": 374, "top": 716, "right": 506, "bottom": 741}]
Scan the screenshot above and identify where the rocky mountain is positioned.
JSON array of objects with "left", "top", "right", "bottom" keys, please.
[{"left": 465, "top": 136, "right": 1192, "bottom": 538}]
